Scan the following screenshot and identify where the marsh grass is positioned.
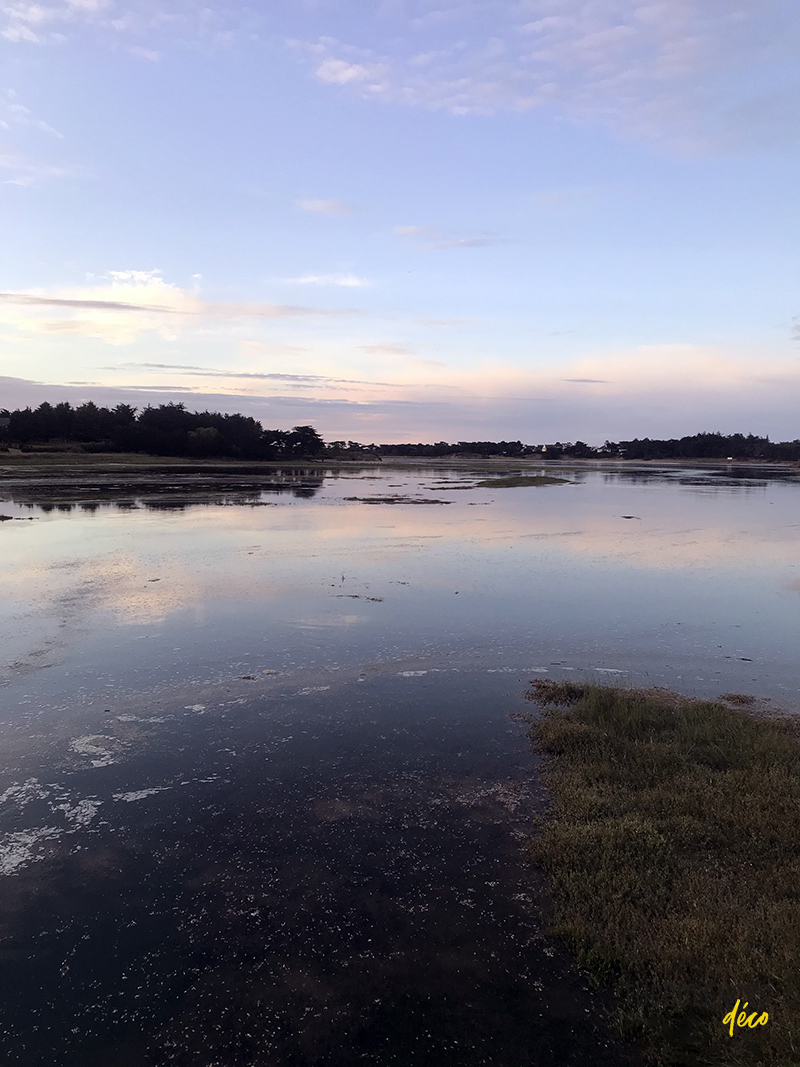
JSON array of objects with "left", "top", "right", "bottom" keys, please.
[
  {"left": 474, "top": 474, "right": 571, "bottom": 487},
  {"left": 526, "top": 680, "right": 800, "bottom": 1066}
]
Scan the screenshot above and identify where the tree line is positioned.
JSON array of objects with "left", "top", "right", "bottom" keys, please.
[
  {"left": 1, "top": 403, "right": 798, "bottom": 462},
  {"left": 327, "top": 439, "right": 540, "bottom": 458},
  {"left": 333, "top": 432, "right": 800, "bottom": 461},
  {"left": 0, "top": 402, "right": 324, "bottom": 460},
  {"left": 603, "top": 432, "right": 800, "bottom": 462}
]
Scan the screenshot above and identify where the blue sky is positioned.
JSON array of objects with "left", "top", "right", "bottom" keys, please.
[{"left": 1, "top": 0, "right": 799, "bottom": 443}]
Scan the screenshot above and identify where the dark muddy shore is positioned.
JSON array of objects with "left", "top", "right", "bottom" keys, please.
[{"left": 0, "top": 668, "right": 645, "bottom": 1067}]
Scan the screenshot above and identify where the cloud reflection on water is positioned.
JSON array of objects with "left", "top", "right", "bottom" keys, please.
[{"left": 2, "top": 467, "right": 798, "bottom": 695}]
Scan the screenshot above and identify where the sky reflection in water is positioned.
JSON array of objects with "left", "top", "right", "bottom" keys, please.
[{"left": 2, "top": 464, "right": 799, "bottom": 708}]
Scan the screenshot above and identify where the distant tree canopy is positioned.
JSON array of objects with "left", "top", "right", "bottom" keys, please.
[
  {"left": 605, "top": 432, "right": 800, "bottom": 462},
  {"left": 1, "top": 406, "right": 798, "bottom": 462},
  {"left": 0, "top": 401, "right": 325, "bottom": 460},
  {"left": 360, "top": 433, "right": 799, "bottom": 461},
  {"left": 367, "top": 440, "right": 534, "bottom": 458}
]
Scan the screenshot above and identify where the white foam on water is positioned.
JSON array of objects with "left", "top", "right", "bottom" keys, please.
[
  {"left": 113, "top": 787, "right": 170, "bottom": 803},
  {"left": 70, "top": 736, "right": 119, "bottom": 767},
  {"left": 55, "top": 798, "right": 102, "bottom": 829},
  {"left": 0, "top": 827, "right": 62, "bottom": 876},
  {"left": 0, "top": 778, "right": 49, "bottom": 809}
]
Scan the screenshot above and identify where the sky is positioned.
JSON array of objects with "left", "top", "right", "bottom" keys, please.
[{"left": 1, "top": 0, "right": 799, "bottom": 444}]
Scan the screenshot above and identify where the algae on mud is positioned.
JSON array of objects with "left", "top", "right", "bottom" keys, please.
[
  {"left": 525, "top": 680, "right": 800, "bottom": 1067},
  {"left": 342, "top": 494, "right": 453, "bottom": 504},
  {"left": 474, "top": 475, "right": 571, "bottom": 488}
]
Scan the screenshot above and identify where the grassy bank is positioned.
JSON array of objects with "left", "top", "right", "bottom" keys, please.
[{"left": 525, "top": 681, "right": 800, "bottom": 1066}]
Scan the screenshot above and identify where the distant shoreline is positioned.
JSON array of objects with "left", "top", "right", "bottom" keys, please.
[
  {"left": 0, "top": 452, "right": 797, "bottom": 504},
  {"left": 1, "top": 451, "right": 798, "bottom": 475}
]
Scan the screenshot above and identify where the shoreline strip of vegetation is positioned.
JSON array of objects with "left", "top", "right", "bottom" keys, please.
[{"left": 525, "top": 681, "right": 800, "bottom": 1066}]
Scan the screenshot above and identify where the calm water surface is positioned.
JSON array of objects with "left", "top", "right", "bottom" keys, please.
[{"left": 0, "top": 463, "right": 798, "bottom": 1065}]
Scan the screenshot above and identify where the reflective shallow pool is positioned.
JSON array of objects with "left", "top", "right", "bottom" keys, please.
[
  {"left": 0, "top": 462, "right": 798, "bottom": 1064},
  {"left": 2, "top": 463, "right": 799, "bottom": 709}
]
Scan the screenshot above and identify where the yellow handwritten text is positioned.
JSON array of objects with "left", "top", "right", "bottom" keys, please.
[{"left": 723, "top": 1000, "right": 769, "bottom": 1037}]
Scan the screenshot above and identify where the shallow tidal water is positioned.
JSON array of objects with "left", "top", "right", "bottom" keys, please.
[{"left": 1, "top": 462, "right": 798, "bottom": 1065}]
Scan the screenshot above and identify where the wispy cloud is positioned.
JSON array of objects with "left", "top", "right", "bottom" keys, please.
[
  {"left": 296, "top": 198, "right": 351, "bottom": 215},
  {"left": 5, "top": 2, "right": 797, "bottom": 150},
  {"left": 289, "top": 1, "right": 800, "bottom": 151},
  {"left": 0, "top": 288, "right": 353, "bottom": 319},
  {"left": 203, "top": 301, "right": 355, "bottom": 320},
  {"left": 280, "top": 273, "right": 371, "bottom": 287},
  {"left": 0, "top": 90, "right": 77, "bottom": 187},
  {"left": 116, "top": 362, "right": 207, "bottom": 370},
  {"left": 0, "top": 291, "right": 182, "bottom": 313},
  {"left": 130, "top": 44, "right": 159, "bottom": 62},
  {"left": 394, "top": 224, "right": 501, "bottom": 251},
  {"left": 315, "top": 57, "right": 386, "bottom": 86},
  {"left": 0, "top": 153, "right": 82, "bottom": 187},
  {"left": 2, "top": 0, "right": 112, "bottom": 44},
  {"left": 359, "top": 343, "right": 410, "bottom": 356},
  {"left": 0, "top": 270, "right": 358, "bottom": 343},
  {"left": 0, "top": 89, "right": 61, "bottom": 136},
  {"left": 1, "top": 0, "right": 243, "bottom": 48},
  {"left": 112, "top": 362, "right": 395, "bottom": 388},
  {"left": 418, "top": 317, "right": 475, "bottom": 328}
]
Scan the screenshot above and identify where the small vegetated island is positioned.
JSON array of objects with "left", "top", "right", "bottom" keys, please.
[
  {"left": 473, "top": 475, "right": 571, "bottom": 487},
  {"left": 2, "top": 401, "right": 799, "bottom": 462}
]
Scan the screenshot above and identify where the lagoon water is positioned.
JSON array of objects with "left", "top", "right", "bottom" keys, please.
[{"left": 0, "top": 462, "right": 798, "bottom": 1065}]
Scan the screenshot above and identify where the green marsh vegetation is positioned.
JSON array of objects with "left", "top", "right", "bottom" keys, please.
[
  {"left": 525, "top": 680, "right": 800, "bottom": 1066},
  {"left": 474, "top": 474, "right": 571, "bottom": 488}
]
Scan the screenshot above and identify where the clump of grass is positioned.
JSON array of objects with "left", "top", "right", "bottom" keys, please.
[
  {"left": 526, "top": 678, "right": 589, "bottom": 705},
  {"left": 721, "top": 692, "right": 757, "bottom": 706},
  {"left": 526, "top": 681, "right": 800, "bottom": 1066},
  {"left": 474, "top": 475, "right": 570, "bottom": 487}
]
